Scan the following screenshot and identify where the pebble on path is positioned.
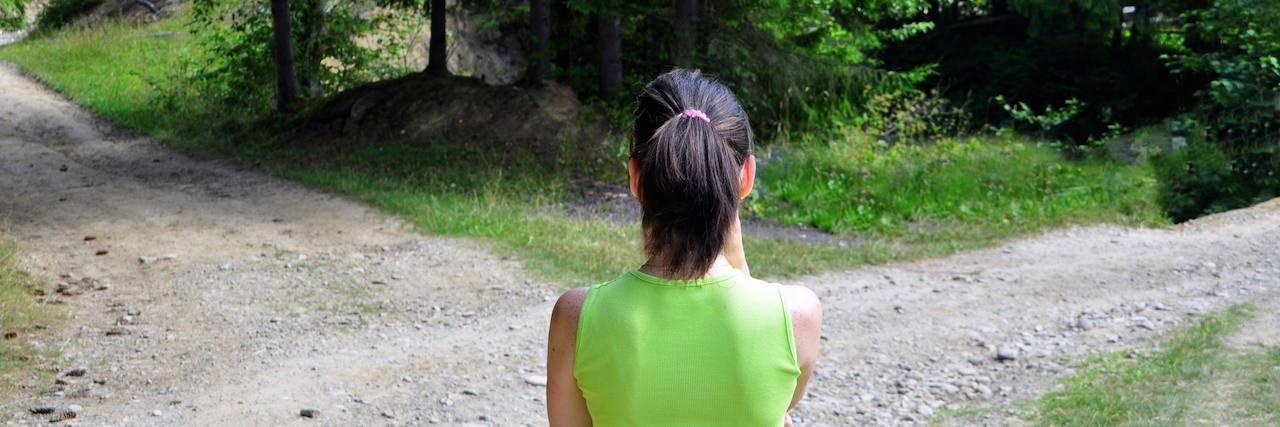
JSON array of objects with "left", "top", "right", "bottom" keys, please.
[
  {"left": 524, "top": 375, "right": 548, "bottom": 386},
  {"left": 300, "top": 407, "right": 319, "bottom": 418}
]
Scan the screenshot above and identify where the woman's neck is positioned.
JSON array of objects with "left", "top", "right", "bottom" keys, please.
[{"left": 639, "top": 254, "right": 738, "bottom": 280}]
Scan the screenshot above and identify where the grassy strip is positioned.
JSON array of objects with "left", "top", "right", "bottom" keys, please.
[
  {"left": 0, "top": 18, "right": 1167, "bottom": 286},
  {"left": 0, "top": 240, "right": 58, "bottom": 400},
  {"left": 1033, "top": 304, "right": 1277, "bottom": 426},
  {"left": 754, "top": 132, "right": 1165, "bottom": 238}
]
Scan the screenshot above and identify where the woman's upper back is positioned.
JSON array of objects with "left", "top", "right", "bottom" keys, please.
[{"left": 573, "top": 270, "right": 801, "bottom": 426}]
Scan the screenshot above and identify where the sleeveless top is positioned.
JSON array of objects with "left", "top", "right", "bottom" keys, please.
[{"left": 574, "top": 270, "right": 801, "bottom": 427}]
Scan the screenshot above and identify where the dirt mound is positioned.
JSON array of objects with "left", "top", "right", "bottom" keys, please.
[{"left": 304, "top": 73, "right": 609, "bottom": 165}]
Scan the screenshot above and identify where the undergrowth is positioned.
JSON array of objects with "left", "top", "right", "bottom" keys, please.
[{"left": 0, "top": 16, "right": 1167, "bottom": 286}]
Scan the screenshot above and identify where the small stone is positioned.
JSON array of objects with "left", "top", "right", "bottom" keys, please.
[
  {"left": 1107, "top": 334, "right": 1120, "bottom": 343},
  {"left": 916, "top": 404, "right": 934, "bottom": 417},
  {"left": 996, "top": 346, "right": 1018, "bottom": 361},
  {"left": 139, "top": 256, "right": 157, "bottom": 264},
  {"left": 300, "top": 407, "right": 319, "bottom": 418},
  {"left": 957, "top": 367, "right": 977, "bottom": 376},
  {"left": 479, "top": 414, "right": 491, "bottom": 421},
  {"left": 975, "top": 384, "right": 993, "bottom": 399},
  {"left": 1076, "top": 318, "right": 1094, "bottom": 331},
  {"left": 382, "top": 411, "right": 395, "bottom": 419},
  {"left": 67, "top": 405, "right": 82, "bottom": 413},
  {"left": 65, "top": 367, "right": 87, "bottom": 377},
  {"left": 938, "top": 383, "right": 960, "bottom": 394},
  {"left": 524, "top": 375, "right": 548, "bottom": 386},
  {"left": 151, "top": 410, "right": 162, "bottom": 417}
]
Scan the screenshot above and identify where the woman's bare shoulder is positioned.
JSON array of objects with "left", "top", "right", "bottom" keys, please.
[{"left": 781, "top": 285, "right": 821, "bottom": 318}]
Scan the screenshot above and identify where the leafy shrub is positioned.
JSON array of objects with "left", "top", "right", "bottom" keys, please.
[
  {"left": 1155, "top": 0, "right": 1280, "bottom": 222},
  {"left": 0, "top": 0, "right": 28, "bottom": 30},
  {"left": 863, "top": 88, "right": 970, "bottom": 144},
  {"left": 1153, "top": 134, "right": 1280, "bottom": 223},
  {"left": 34, "top": 0, "right": 103, "bottom": 32},
  {"left": 165, "top": 0, "right": 414, "bottom": 115}
]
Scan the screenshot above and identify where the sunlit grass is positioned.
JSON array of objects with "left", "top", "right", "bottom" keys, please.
[{"left": 753, "top": 130, "right": 1165, "bottom": 239}]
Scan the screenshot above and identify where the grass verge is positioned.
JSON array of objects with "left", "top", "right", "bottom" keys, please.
[
  {"left": 934, "top": 304, "right": 1280, "bottom": 427},
  {"left": 0, "top": 240, "right": 59, "bottom": 403},
  {"left": 0, "top": 17, "right": 1167, "bottom": 286}
]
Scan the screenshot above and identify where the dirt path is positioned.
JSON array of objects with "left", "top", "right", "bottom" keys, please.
[{"left": 1, "top": 63, "right": 1278, "bottom": 427}]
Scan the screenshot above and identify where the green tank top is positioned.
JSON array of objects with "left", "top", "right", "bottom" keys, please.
[{"left": 574, "top": 270, "right": 801, "bottom": 426}]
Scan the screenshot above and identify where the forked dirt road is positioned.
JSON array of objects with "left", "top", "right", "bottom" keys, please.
[{"left": 1, "top": 63, "right": 1278, "bottom": 427}]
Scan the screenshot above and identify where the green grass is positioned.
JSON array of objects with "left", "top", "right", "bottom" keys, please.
[
  {"left": 0, "top": 15, "right": 1167, "bottom": 286},
  {"left": 753, "top": 130, "right": 1165, "bottom": 239},
  {"left": 1031, "top": 304, "right": 1280, "bottom": 427},
  {"left": 0, "top": 240, "right": 59, "bottom": 399}
]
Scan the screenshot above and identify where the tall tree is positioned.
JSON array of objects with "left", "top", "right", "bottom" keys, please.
[
  {"left": 530, "top": 0, "right": 552, "bottom": 80},
  {"left": 269, "top": 0, "right": 300, "bottom": 112},
  {"left": 425, "top": 0, "right": 449, "bottom": 74},
  {"left": 597, "top": 13, "right": 622, "bottom": 99},
  {"left": 672, "top": 0, "right": 696, "bottom": 68}
]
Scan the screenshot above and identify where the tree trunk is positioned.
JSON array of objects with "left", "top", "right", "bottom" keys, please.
[
  {"left": 552, "top": 0, "right": 572, "bottom": 75},
  {"left": 269, "top": 0, "right": 300, "bottom": 112},
  {"left": 301, "top": 0, "right": 326, "bottom": 97},
  {"left": 424, "top": 0, "right": 448, "bottom": 74},
  {"left": 530, "top": 0, "right": 551, "bottom": 81},
  {"left": 597, "top": 13, "right": 621, "bottom": 99},
  {"left": 672, "top": 0, "right": 696, "bottom": 68}
]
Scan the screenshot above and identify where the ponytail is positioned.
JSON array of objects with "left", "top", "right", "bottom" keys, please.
[{"left": 631, "top": 69, "right": 754, "bottom": 279}]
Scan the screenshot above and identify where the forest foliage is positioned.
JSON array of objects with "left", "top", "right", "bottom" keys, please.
[{"left": 10, "top": 0, "right": 1280, "bottom": 224}]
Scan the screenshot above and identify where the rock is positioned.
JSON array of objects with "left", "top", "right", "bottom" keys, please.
[
  {"left": 64, "top": 367, "right": 87, "bottom": 377},
  {"left": 938, "top": 383, "right": 960, "bottom": 394},
  {"left": 957, "top": 367, "right": 977, "bottom": 376},
  {"left": 916, "top": 404, "right": 934, "bottom": 417},
  {"left": 524, "top": 375, "right": 548, "bottom": 386},
  {"left": 1076, "top": 318, "right": 1094, "bottom": 331},
  {"left": 300, "top": 408, "right": 319, "bottom": 418},
  {"left": 1107, "top": 334, "right": 1120, "bottom": 343},
  {"left": 382, "top": 411, "right": 396, "bottom": 419},
  {"left": 67, "top": 405, "right": 82, "bottom": 413},
  {"left": 974, "top": 384, "right": 993, "bottom": 399},
  {"left": 151, "top": 410, "right": 162, "bottom": 417},
  {"left": 996, "top": 346, "right": 1019, "bottom": 361},
  {"left": 139, "top": 256, "right": 156, "bottom": 264}
]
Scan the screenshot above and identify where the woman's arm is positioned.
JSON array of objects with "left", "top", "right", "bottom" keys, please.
[
  {"left": 783, "top": 285, "right": 823, "bottom": 411},
  {"left": 547, "top": 287, "right": 593, "bottom": 427}
]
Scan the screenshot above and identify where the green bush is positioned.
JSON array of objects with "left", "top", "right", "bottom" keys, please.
[
  {"left": 1155, "top": 0, "right": 1280, "bottom": 222},
  {"left": 0, "top": 0, "right": 28, "bottom": 30},
  {"left": 34, "top": 0, "right": 103, "bottom": 32},
  {"left": 165, "top": 0, "right": 415, "bottom": 115},
  {"left": 1153, "top": 138, "right": 1280, "bottom": 223}
]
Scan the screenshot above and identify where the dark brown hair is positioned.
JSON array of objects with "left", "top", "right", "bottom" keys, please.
[{"left": 631, "top": 69, "right": 754, "bottom": 279}]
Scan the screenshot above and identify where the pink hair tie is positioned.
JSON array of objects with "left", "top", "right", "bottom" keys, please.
[{"left": 681, "top": 108, "right": 710, "bottom": 123}]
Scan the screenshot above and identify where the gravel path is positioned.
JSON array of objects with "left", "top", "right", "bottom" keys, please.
[{"left": 1, "top": 62, "right": 1278, "bottom": 427}]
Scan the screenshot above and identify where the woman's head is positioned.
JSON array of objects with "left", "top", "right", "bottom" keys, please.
[{"left": 630, "top": 69, "right": 754, "bottom": 279}]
